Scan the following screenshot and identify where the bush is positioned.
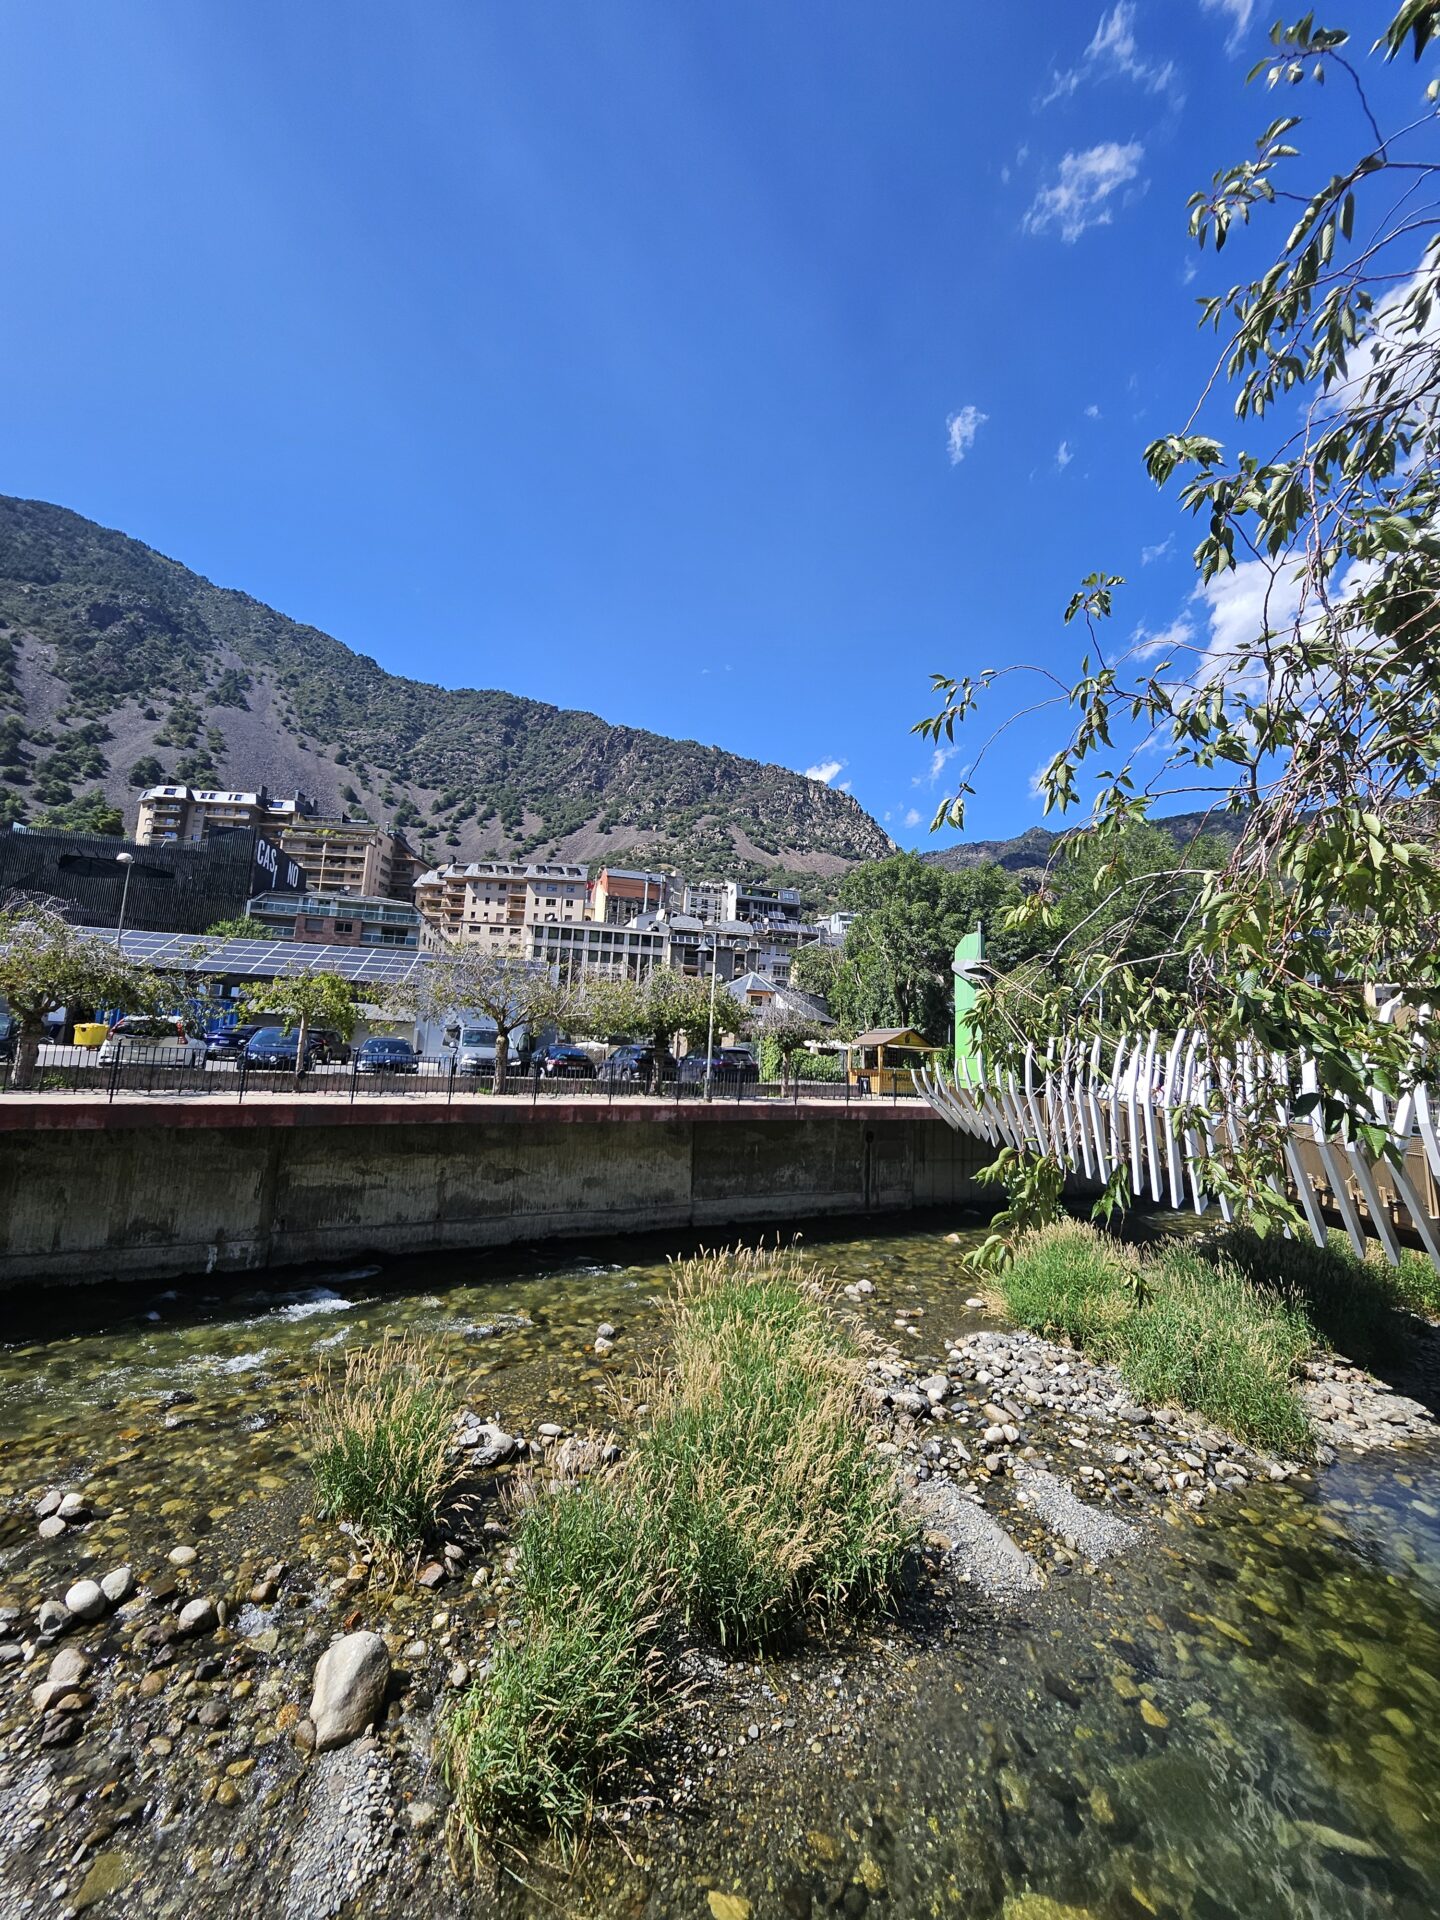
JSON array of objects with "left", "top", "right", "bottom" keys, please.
[
  {"left": 307, "top": 1337, "right": 452, "bottom": 1553},
  {"left": 1124, "top": 1248, "right": 1314, "bottom": 1456},
  {"left": 757, "top": 1035, "right": 844, "bottom": 1082},
  {"left": 633, "top": 1246, "right": 911, "bottom": 1647},
  {"left": 441, "top": 1480, "right": 665, "bottom": 1838},
  {"left": 998, "top": 1220, "right": 1138, "bottom": 1357},
  {"left": 1213, "top": 1226, "right": 1438, "bottom": 1363}
]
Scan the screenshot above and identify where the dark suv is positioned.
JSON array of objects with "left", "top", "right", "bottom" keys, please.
[
  {"left": 677, "top": 1048, "right": 760, "bottom": 1088},
  {"left": 597, "top": 1044, "right": 675, "bottom": 1086},
  {"left": 533, "top": 1044, "right": 597, "bottom": 1080},
  {"left": 243, "top": 1027, "right": 351, "bottom": 1070}
]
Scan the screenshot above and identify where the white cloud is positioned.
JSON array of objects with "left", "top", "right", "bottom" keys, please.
[
  {"left": 1028, "top": 759, "right": 1054, "bottom": 799},
  {"left": 1131, "top": 613, "right": 1194, "bottom": 661},
  {"left": 945, "top": 405, "right": 987, "bottom": 464},
  {"left": 1042, "top": 4, "right": 1180, "bottom": 104},
  {"left": 1023, "top": 141, "right": 1145, "bottom": 242},
  {"left": 1141, "top": 534, "right": 1173, "bottom": 564},
  {"left": 1055, "top": 439, "right": 1073, "bottom": 470},
  {"left": 804, "top": 759, "right": 845, "bottom": 785},
  {"left": 1084, "top": 402, "right": 1101, "bottom": 419},
  {"left": 903, "top": 807, "right": 923, "bottom": 828},
  {"left": 1201, "top": 0, "right": 1254, "bottom": 49},
  {"left": 1181, "top": 255, "right": 1200, "bottom": 285},
  {"left": 837, "top": 780, "right": 852, "bottom": 793}
]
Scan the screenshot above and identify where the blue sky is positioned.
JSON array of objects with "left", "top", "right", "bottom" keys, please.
[{"left": 0, "top": 1, "right": 1419, "bottom": 846}]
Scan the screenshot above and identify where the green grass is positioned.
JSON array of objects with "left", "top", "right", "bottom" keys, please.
[
  {"left": 996, "top": 1219, "right": 1139, "bottom": 1357},
  {"left": 1123, "top": 1246, "right": 1314, "bottom": 1456},
  {"left": 440, "top": 1245, "right": 912, "bottom": 1842},
  {"left": 632, "top": 1246, "right": 912, "bottom": 1648},
  {"left": 307, "top": 1336, "right": 453, "bottom": 1554},
  {"left": 997, "top": 1223, "right": 1315, "bottom": 1455},
  {"left": 1214, "top": 1226, "right": 1440, "bottom": 1364},
  {"left": 441, "top": 1480, "right": 666, "bottom": 1840}
]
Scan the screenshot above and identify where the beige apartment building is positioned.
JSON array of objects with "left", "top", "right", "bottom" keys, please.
[
  {"left": 414, "top": 860, "right": 588, "bottom": 948},
  {"left": 136, "top": 784, "right": 313, "bottom": 845},
  {"left": 277, "top": 818, "right": 422, "bottom": 902}
]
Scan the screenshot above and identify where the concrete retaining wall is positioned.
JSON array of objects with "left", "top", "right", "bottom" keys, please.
[{"left": 0, "top": 1098, "right": 992, "bottom": 1288}]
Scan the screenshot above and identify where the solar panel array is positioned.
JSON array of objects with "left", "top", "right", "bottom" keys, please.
[{"left": 75, "top": 927, "right": 434, "bottom": 987}]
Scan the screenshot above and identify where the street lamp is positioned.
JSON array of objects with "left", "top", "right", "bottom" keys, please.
[
  {"left": 114, "top": 852, "right": 136, "bottom": 950},
  {"left": 703, "top": 932, "right": 759, "bottom": 1099}
]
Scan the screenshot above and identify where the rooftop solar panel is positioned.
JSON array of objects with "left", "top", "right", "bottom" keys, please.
[{"left": 69, "top": 927, "right": 434, "bottom": 986}]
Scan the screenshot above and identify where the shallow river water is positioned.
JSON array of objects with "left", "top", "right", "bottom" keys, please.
[{"left": 2, "top": 1214, "right": 1438, "bottom": 1920}]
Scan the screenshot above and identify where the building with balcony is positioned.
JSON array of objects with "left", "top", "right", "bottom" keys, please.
[
  {"left": 414, "top": 860, "right": 588, "bottom": 948},
  {"left": 276, "top": 818, "right": 422, "bottom": 902},
  {"left": 524, "top": 919, "right": 667, "bottom": 980},
  {"left": 244, "top": 889, "right": 425, "bottom": 949},
  {"left": 136, "top": 784, "right": 316, "bottom": 847},
  {"left": 590, "top": 866, "right": 670, "bottom": 925}
]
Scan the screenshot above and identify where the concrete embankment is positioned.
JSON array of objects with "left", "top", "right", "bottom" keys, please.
[{"left": 0, "top": 1097, "right": 993, "bottom": 1288}]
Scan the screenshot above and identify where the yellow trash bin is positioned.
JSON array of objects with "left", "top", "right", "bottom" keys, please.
[{"left": 73, "top": 1022, "right": 108, "bottom": 1049}]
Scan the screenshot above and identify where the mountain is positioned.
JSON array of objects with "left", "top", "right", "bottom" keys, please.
[
  {"left": 0, "top": 496, "right": 894, "bottom": 885},
  {"left": 919, "top": 809, "right": 1244, "bottom": 883}
]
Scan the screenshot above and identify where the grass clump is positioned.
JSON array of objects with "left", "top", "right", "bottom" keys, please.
[
  {"left": 1123, "top": 1246, "right": 1314, "bottom": 1456},
  {"left": 307, "top": 1335, "right": 452, "bottom": 1553},
  {"left": 441, "top": 1479, "right": 665, "bottom": 1838},
  {"left": 1214, "top": 1226, "right": 1439, "bottom": 1364},
  {"left": 441, "top": 1245, "right": 911, "bottom": 1843},
  {"left": 997, "top": 1219, "right": 1139, "bottom": 1358},
  {"left": 633, "top": 1245, "right": 912, "bottom": 1648},
  {"left": 996, "top": 1221, "right": 1315, "bottom": 1455}
]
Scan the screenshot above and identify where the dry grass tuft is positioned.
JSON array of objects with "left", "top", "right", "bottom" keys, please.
[{"left": 307, "top": 1335, "right": 453, "bottom": 1554}]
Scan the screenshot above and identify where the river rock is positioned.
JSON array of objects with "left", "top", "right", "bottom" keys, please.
[
  {"left": 36, "top": 1599, "right": 70, "bottom": 1635},
  {"left": 168, "top": 1545, "right": 198, "bottom": 1568},
  {"left": 177, "top": 1598, "right": 218, "bottom": 1636},
  {"left": 38, "top": 1516, "right": 67, "bottom": 1540},
  {"left": 596, "top": 1322, "right": 617, "bottom": 1340},
  {"left": 48, "top": 1646, "right": 91, "bottom": 1687},
  {"left": 35, "top": 1489, "right": 63, "bottom": 1519},
  {"left": 57, "top": 1492, "right": 89, "bottom": 1521},
  {"left": 310, "top": 1630, "right": 390, "bottom": 1751},
  {"left": 64, "top": 1580, "right": 106, "bottom": 1623},
  {"left": 101, "top": 1566, "right": 135, "bottom": 1604}
]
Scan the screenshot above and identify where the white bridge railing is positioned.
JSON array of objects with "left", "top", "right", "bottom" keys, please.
[{"left": 918, "top": 1033, "right": 1440, "bottom": 1276}]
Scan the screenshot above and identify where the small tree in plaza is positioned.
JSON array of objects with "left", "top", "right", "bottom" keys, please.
[
  {"left": 387, "top": 946, "right": 580, "bottom": 1093},
  {"left": 238, "top": 969, "right": 358, "bottom": 1074},
  {"left": 0, "top": 907, "right": 170, "bottom": 1087},
  {"left": 578, "top": 967, "right": 734, "bottom": 1086},
  {"left": 755, "top": 1007, "right": 828, "bottom": 1092}
]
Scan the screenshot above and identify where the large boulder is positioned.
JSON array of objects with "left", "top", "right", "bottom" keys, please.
[{"left": 309, "top": 1631, "right": 390, "bottom": 1752}]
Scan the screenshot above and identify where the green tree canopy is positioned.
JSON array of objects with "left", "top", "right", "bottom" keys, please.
[
  {"left": 32, "top": 790, "right": 124, "bottom": 837},
  {"left": 0, "top": 908, "right": 169, "bottom": 1085},
  {"left": 237, "top": 970, "right": 358, "bottom": 1072},
  {"left": 917, "top": 1, "right": 1440, "bottom": 1210},
  {"left": 384, "top": 947, "right": 580, "bottom": 1092}
]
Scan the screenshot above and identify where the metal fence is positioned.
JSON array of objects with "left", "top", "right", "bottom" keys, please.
[{"left": 0, "top": 1047, "right": 924, "bottom": 1108}]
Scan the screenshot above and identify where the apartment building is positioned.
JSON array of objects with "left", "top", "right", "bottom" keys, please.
[
  {"left": 414, "top": 860, "right": 588, "bottom": 948},
  {"left": 524, "top": 919, "right": 666, "bottom": 980},
  {"left": 590, "top": 867, "right": 670, "bottom": 925},
  {"left": 276, "top": 817, "right": 422, "bottom": 903},
  {"left": 244, "top": 888, "right": 425, "bottom": 950},
  {"left": 136, "top": 784, "right": 315, "bottom": 846},
  {"left": 681, "top": 879, "right": 804, "bottom": 926}
]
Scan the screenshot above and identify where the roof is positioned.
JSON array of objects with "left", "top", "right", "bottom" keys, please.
[
  {"left": 849, "top": 1027, "right": 935, "bottom": 1049},
  {"left": 726, "top": 972, "right": 836, "bottom": 1025},
  {"left": 70, "top": 926, "right": 434, "bottom": 988}
]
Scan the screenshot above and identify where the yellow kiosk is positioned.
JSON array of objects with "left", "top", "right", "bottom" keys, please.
[{"left": 845, "top": 1028, "right": 937, "bottom": 1097}]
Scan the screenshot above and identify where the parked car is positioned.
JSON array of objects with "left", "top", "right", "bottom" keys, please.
[
  {"left": 242, "top": 1026, "right": 343, "bottom": 1071},
  {"left": 597, "top": 1043, "right": 675, "bottom": 1086},
  {"left": 677, "top": 1047, "right": 760, "bottom": 1088},
  {"left": 532, "top": 1043, "right": 598, "bottom": 1081},
  {"left": 455, "top": 1023, "right": 519, "bottom": 1075},
  {"left": 203, "top": 1022, "right": 264, "bottom": 1062},
  {"left": 0, "top": 1013, "right": 16, "bottom": 1064},
  {"left": 98, "top": 1016, "right": 208, "bottom": 1069},
  {"left": 354, "top": 1036, "right": 419, "bottom": 1075}
]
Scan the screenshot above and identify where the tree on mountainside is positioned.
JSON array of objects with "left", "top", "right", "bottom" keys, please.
[
  {"left": 917, "top": 3, "right": 1440, "bottom": 1218},
  {"left": 32, "top": 789, "right": 124, "bottom": 837}
]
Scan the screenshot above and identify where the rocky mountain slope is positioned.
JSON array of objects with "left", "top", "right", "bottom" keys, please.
[
  {"left": 920, "top": 808, "right": 1243, "bottom": 884},
  {"left": 0, "top": 495, "right": 893, "bottom": 882}
]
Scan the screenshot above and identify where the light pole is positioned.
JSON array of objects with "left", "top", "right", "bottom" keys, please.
[
  {"left": 114, "top": 852, "right": 135, "bottom": 951},
  {"left": 703, "top": 933, "right": 723, "bottom": 1100}
]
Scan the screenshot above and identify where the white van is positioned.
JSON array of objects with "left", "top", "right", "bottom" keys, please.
[{"left": 456, "top": 1020, "right": 529, "bottom": 1076}]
